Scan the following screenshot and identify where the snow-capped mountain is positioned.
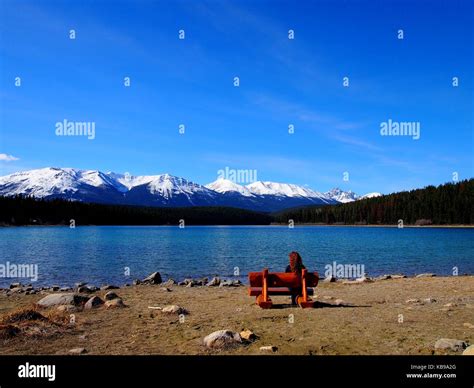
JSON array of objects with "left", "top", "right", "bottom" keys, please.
[
  {"left": 359, "top": 192, "right": 382, "bottom": 200},
  {"left": 324, "top": 188, "right": 359, "bottom": 203},
  {"left": 205, "top": 178, "right": 254, "bottom": 197},
  {"left": 0, "top": 167, "right": 381, "bottom": 212}
]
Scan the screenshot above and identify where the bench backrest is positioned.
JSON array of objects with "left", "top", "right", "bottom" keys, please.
[{"left": 248, "top": 271, "right": 318, "bottom": 288}]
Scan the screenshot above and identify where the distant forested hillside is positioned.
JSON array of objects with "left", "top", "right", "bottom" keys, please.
[
  {"left": 274, "top": 179, "right": 473, "bottom": 225},
  {"left": 0, "top": 196, "right": 273, "bottom": 226}
]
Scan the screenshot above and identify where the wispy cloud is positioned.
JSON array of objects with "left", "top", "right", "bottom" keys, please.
[{"left": 0, "top": 153, "right": 19, "bottom": 162}]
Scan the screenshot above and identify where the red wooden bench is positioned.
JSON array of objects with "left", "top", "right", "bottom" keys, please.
[{"left": 248, "top": 268, "right": 319, "bottom": 308}]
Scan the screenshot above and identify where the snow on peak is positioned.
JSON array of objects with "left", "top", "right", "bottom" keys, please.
[
  {"left": 325, "top": 188, "right": 359, "bottom": 203},
  {"left": 246, "top": 181, "right": 327, "bottom": 199},
  {"left": 205, "top": 178, "right": 254, "bottom": 197},
  {"left": 360, "top": 192, "right": 382, "bottom": 199},
  {"left": 146, "top": 174, "right": 211, "bottom": 199}
]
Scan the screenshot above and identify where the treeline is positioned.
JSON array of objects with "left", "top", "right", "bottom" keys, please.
[
  {"left": 1, "top": 179, "right": 472, "bottom": 226},
  {"left": 274, "top": 179, "right": 473, "bottom": 225},
  {"left": 0, "top": 196, "right": 273, "bottom": 226}
]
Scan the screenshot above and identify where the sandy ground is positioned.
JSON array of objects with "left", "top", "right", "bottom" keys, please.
[{"left": 0, "top": 276, "right": 473, "bottom": 355}]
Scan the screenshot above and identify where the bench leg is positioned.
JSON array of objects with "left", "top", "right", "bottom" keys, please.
[
  {"left": 297, "top": 269, "right": 315, "bottom": 308},
  {"left": 256, "top": 294, "right": 273, "bottom": 309},
  {"left": 296, "top": 295, "right": 315, "bottom": 308}
]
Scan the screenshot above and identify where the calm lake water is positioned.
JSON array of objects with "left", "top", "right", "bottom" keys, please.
[{"left": 0, "top": 226, "right": 473, "bottom": 287}]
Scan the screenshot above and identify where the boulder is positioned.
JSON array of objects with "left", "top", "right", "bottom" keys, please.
[
  {"left": 142, "top": 272, "right": 162, "bottom": 284},
  {"left": 462, "top": 345, "right": 474, "bottom": 355},
  {"left": 206, "top": 277, "right": 221, "bottom": 287},
  {"left": 84, "top": 296, "right": 104, "bottom": 310},
  {"left": 68, "top": 348, "right": 87, "bottom": 355},
  {"left": 104, "top": 298, "right": 125, "bottom": 309},
  {"left": 240, "top": 329, "right": 256, "bottom": 341},
  {"left": 259, "top": 346, "right": 278, "bottom": 352},
  {"left": 162, "top": 305, "right": 188, "bottom": 315},
  {"left": 104, "top": 291, "right": 119, "bottom": 301},
  {"left": 57, "top": 305, "right": 80, "bottom": 313},
  {"left": 434, "top": 338, "right": 467, "bottom": 352},
  {"left": 36, "top": 293, "right": 89, "bottom": 308},
  {"left": 203, "top": 330, "right": 242, "bottom": 348}
]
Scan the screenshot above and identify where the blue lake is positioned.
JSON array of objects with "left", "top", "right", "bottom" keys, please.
[{"left": 0, "top": 226, "right": 473, "bottom": 287}]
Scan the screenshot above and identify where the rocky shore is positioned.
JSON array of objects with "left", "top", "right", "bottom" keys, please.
[{"left": 0, "top": 273, "right": 473, "bottom": 355}]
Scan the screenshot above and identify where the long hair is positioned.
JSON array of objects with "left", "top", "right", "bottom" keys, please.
[{"left": 289, "top": 251, "right": 304, "bottom": 273}]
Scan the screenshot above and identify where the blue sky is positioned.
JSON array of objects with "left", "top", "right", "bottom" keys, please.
[{"left": 0, "top": 0, "right": 472, "bottom": 194}]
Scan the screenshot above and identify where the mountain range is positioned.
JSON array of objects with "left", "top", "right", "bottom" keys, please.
[{"left": 0, "top": 167, "right": 381, "bottom": 212}]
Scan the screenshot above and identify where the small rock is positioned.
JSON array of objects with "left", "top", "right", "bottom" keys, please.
[
  {"left": 142, "top": 272, "right": 162, "bottom": 284},
  {"left": 75, "top": 282, "right": 87, "bottom": 288},
  {"left": 161, "top": 279, "right": 176, "bottom": 287},
  {"left": 161, "top": 287, "right": 171, "bottom": 292},
  {"left": 203, "top": 330, "right": 242, "bottom": 348},
  {"left": 240, "top": 329, "right": 256, "bottom": 341},
  {"left": 162, "top": 305, "right": 188, "bottom": 315},
  {"left": 356, "top": 276, "right": 373, "bottom": 283},
  {"left": 416, "top": 273, "right": 436, "bottom": 278},
  {"left": 69, "top": 348, "right": 87, "bottom": 355},
  {"left": 259, "top": 346, "right": 278, "bottom": 352},
  {"left": 323, "top": 276, "right": 336, "bottom": 283},
  {"left": 104, "top": 291, "right": 119, "bottom": 301},
  {"left": 104, "top": 298, "right": 125, "bottom": 309},
  {"left": 423, "top": 298, "right": 437, "bottom": 303},
  {"left": 177, "top": 281, "right": 186, "bottom": 286},
  {"left": 463, "top": 345, "right": 474, "bottom": 355},
  {"left": 334, "top": 299, "right": 344, "bottom": 306},
  {"left": 84, "top": 296, "right": 104, "bottom": 310},
  {"left": 77, "top": 285, "right": 93, "bottom": 294},
  {"left": 376, "top": 275, "right": 392, "bottom": 280},
  {"left": 50, "top": 285, "right": 60, "bottom": 291},
  {"left": 100, "top": 285, "right": 119, "bottom": 291},
  {"left": 78, "top": 334, "right": 88, "bottom": 340},
  {"left": 434, "top": 338, "right": 467, "bottom": 352},
  {"left": 10, "top": 282, "right": 21, "bottom": 289},
  {"left": 463, "top": 323, "right": 474, "bottom": 329},
  {"left": 60, "top": 287, "right": 72, "bottom": 292},
  {"left": 133, "top": 279, "right": 142, "bottom": 286},
  {"left": 206, "top": 277, "right": 221, "bottom": 287},
  {"left": 444, "top": 303, "right": 456, "bottom": 307},
  {"left": 391, "top": 274, "right": 407, "bottom": 279},
  {"left": 405, "top": 298, "right": 420, "bottom": 304},
  {"left": 186, "top": 282, "right": 194, "bottom": 288}
]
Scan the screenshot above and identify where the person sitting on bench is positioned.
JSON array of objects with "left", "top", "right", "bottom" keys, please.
[{"left": 285, "top": 251, "right": 306, "bottom": 305}]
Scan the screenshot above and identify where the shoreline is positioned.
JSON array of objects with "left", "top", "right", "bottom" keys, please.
[
  {"left": 1, "top": 224, "right": 473, "bottom": 228},
  {"left": 1, "top": 274, "right": 473, "bottom": 355}
]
